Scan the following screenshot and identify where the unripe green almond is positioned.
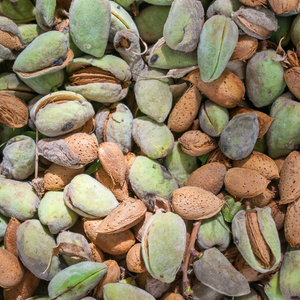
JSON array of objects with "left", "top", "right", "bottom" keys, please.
[
  {"left": 141, "top": 212, "right": 186, "bottom": 283},
  {"left": 267, "top": 93, "right": 300, "bottom": 158},
  {"left": 0, "top": 178, "right": 40, "bottom": 221},
  {"left": 197, "top": 15, "right": 239, "bottom": 83},
  {"left": 192, "top": 282, "right": 223, "bottom": 300},
  {"left": 64, "top": 174, "right": 119, "bottom": 219},
  {"left": 235, "top": 288, "right": 259, "bottom": 300},
  {"left": 246, "top": 50, "right": 286, "bottom": 108},
  {"left": 219, "top": 113, "right": 259, "bottom": 160},
  {"left": 163, "top": 0, "right": 204, "bottom": 52},
  {"left": 253, "top": 135, "right": 267, "bottom": 154},
  {"left": 17, "top": 220, "right": 66, "bottom": 281},
  {"left": 291, "top": 14, "right": 300, "bottom": 47},
  {"left": 103, "top": 283, "right": 155, "bottom": 300},
  {"left": 264, "top": 272, "right": 285, "bottom": 300},
  {"left": 18, "top": 23, "right": 45, "bottom": 46},
  {"left": 207, "top": 0, "right": 241, "bottom": 18},
  {"left": 270, "top": 16, "right": 292, "bottom": 47},
  {"left": 38, "top": 191, "right": 79, "bottom": 235},
  {"left": 48, "top": 262, "right": 107, "bottom": 300},
  {"left": 0, "top": 0, "right": 35, "bottom": 23},
  {"left": 0, "top": 135, "right": 35, "bottom": 180},
  {"left": 0, "top": 124, "right": 27, "bottom": 151},
  {"left": 26, "top": 297, "right": 50, "bottom": 300},
  {"left": 56, "top": 231, "right": 91, "bottom": 266},
  {"left": 65, "top": 32, "right": 83, "bottom": 59},
  {"left": 134, "top": 6, "right": 170, "bottom": 44},
  {"left": 164, "top": 141, "right": 200, "bottom": 187},
  {"left": 69, "top": 0, "right": 110, "bottom": 58},
  {"left": 129, "top": 156, "right": 178, "bottom": 204},
  {"left": 35, "top": 0, "right": 56, "bottom": 31},
  {"left": 0, "top": 213, "right": 9, "bottom": 242},
  {"left": 113, "top": 0, "right": 136, "bottom": 9},
  {"left": 132, "top": 116, "right": 174, "bottom": 159}
]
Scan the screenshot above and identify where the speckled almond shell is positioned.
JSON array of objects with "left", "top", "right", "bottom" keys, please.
[
  {"left": 245, "top": 188, "right": 275, "bottom": 208},
  {"left": 97, "top": 198, "right": 146, "bottom": 234},
  {"left": 184, "top": 69, "right": 245, "bottom": 108},
  {"left": 186, "top": 162, "right": 226, "bottom": 195},
  {"left": 126, "top": 243, "right": 147, "bottom": 273},
  {"left": 172, "top": 186, "right": 225, "bottom": 220},
  {"left": 285, "top": 197, "right": 300, "bottom": 247},
  {"left": 178, "top": 130, "right": 218, "bottom": 156},
  {"left": 4, "top": 217, "right": 20, "bottom": 258},
  {"left": 230, "top": 35, "right": 258, "bottom": 61},
  {"left": 279, "top": 151, "right": 300, "bottom": 204},
  {"left": 267, "top": 201, "right": 286, "bottom": 230},
  {"left": 284, "top": 67, "right": 300, "bottom": 100},
  {"left": 232, "top": 151, "right": 279, "bottom": 180},
  {"left": 167, "top": 84, "right": 201, "bottom": 132},
  {"left": 224, "top": 168, "right": 270, "bottom": 198}
]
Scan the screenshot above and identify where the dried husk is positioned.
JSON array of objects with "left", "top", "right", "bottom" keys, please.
[
  {"left": 284, "top": 67, "right": 300, "bottom": 100},
  {"left": 0, "top": 93, "right": 28, "bottom": 128},
  {"left": 44, "top": 164, "right": 85, "bottom": 191},
  {"left": 97, "top": 198, "right": 146, "bottom": 234},
  {"left": 232, "top": 151, "right": 279, "bottom": 180},
  {"left": 230, "top": 107, "right": 274, "bottom": 139},
  {"left": 178, "top": 130, "right": 218, "bottom": 156},
  {"left": 126, "top": 243, "right": 147, "bottom": 273},
  {"left": 278, "top": 151, "right": 300, "bottom": 204},
  {"left": 267, "top": 201, "right": 286, "bottom": 230},
  {"left": 184, "top": 69, "right": 245, "bottom": 108},
  {"left": 172, "top": 186, "right": 225, "bottom": 220},
  {"left": 284, "top": 197, "right": 300, "bottom": 247},
  {"left": 98, "top": 142, "right": 126, "bottom": 186},
  {"left": 4, "top": 217, "right": 21, "bottom": 258},
  {"left": 269, "top": 0, "right": 300, "bottom": 15},
  {"left": 230, "top": 35, "right": 258, "bottom": 61},
  {"left": 224, "top": 167, "right": 270, "bottom": 198},
  {"left": 238, "top": 0, "right": 267, "bottom": 7},
  {"left": 167, "top": 84, "right": 201, "bottom": 132},
  {"left": 186, "top": 162, "right": 226, "bottom": 195}
]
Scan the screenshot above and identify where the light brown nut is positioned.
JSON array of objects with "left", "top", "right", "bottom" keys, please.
[
  {"left": 184, "top": 69, "right": 245, "bottom": 108},
  {"left": 167, "top": 84, "right": 201, "bottom": 132},
  {"left": 269, "top": 0, "right": 299, "bottom": 14},
  {"left": 285, "top": 197, "right": 300, "bottom": 247},
  {"left": 0, "top": 248, "right": 25, "bottom": 288},
  {"left": 126, "top": 243, "right": 147, "bottom": 273},
  {"left": 246, "top": 188, "right": 275, "bottom": 208},
  {"left": 98, "top": 141, "right": 126, "bottom": 186},
  {"left": 206, "top": 147, "right": 231, "bottom": 169},
  {"left": 267, "top": 201, "right": 286, "bottom": 231},
  {"left": 230, "top": 35, "right": 258, "bottom": 61},
  {"left": 238, "top": 0, "right": 267, "bottom": 6},
  {"left": 278, "top": 151, "right": 300, "bottom": 204},
  {"left": 97, "top": 198, "right": 146, "bottom": 234},
  {"left": 4, "top": 217, "right": 21, "bottom": 258},
  {"left": 235, "top": 254, "right": 260, "bottom": 283},
  {"left": 44, "top": 164, "right": 85, "bottom": 191},
  {"left": 161, "top": 293, "right": 184, "bottom": 300},
  {"left": 224, "top": 168, "right": 270, "bottom": 198},
  {"left": 94, "top": 166, "right": 129, "bottom": 202},
  {"left": 89, "top": 243, "right": 105, "bottom": 263},
  {"left": 93, "top": 260, "right": 120, "bottom": 300},
  {"left": 3, "top": 268, "right": 40, "bottom": 300},
  {"left": 124, "top": 152, "right": 136, "bottom": 178},
  {"left": 186, "top": 162, "right": 226, "bottom": 195},
  {"left": 135, "top": 271, "right": 151, "bottom": 290},
  {"left": 83, "top": 218, "right": 135, "bottom": 255},
  {"left": 172, "top": 186, "right": 225, "bottom": 220},
  {"left": 232, "top": 151, "right": 279, "bottom": 180},
  {"left": 132, "top": 212, "right": 154, "bottom": 242},
  {"left": 178, "top": 130, "right": 218, "bottom": 156},
  {"left": 274, "top": 157, "right": 286, "bottom": 174}
]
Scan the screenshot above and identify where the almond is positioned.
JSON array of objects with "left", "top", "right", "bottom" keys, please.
[
  {"left": 274, "top": 156, "right": 286, "bottom": 174},
  {"left": 267, "top": 201, "right": 286, "bottom": 231},
  {"left": 132, "top": 212, "right": 154, "bottom": 242},
  {"left": 235, "top": 254, "right": 260, "bottom": 282},
  {"left": 224, "top": 168, "right": 270, "bottom": 198},
  {"left": 279, "top": 151, "right": 300, "bottom": 204},
  {"left": 206, "top": 147, "right": 231, "bottom": 169},
  {"left": 238, "top": 0, "right": 267, "bottom": 6},
  {"left": 97, "top": 198, "right": 146, "bottom": 234},
  {"left": 4, "top": 217, "right": 21, "bottom": 258},
  {"left": 246, "top": 188, "right": 275, "bottom": 208},
  {"left": 126, "top": 243, "right": 147, "bottom": 273},
  {"left": 284, "top": 197, "right": 300, "bottom": 247},
  {"left": 269, "top": 0, "right": 299, "bottom": 14},
  {"left": 230, "top": 35, "right": 258, "bottom": 61},
  {"left": 172, "top": 186, "right": 225, "bottom": 220},
  {"left": 186, "top": 162, "right": 226, "bottom": 195},
  {"left": 89, "top": 243, "right": 105, "bottom": 263}
]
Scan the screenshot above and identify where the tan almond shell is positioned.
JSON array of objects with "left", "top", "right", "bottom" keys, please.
[
  {"left": 238, "top": 0, "right": 267, "bottom": 6},
  {"left": 83, "top": 218, "right": 135, "bottom": 255},
  {"left": 178, "top": 130, "right": 218, "bottom": 156},
  {"left": 126, "top": 243, "right": 147, "bottom": 273},
  {"left": 3, "top": 268, "right": 40, "bottom": 300},
  {"left": 94, "top": 166, "right": 129, "bottom": 202},
  {"left": 184, "top": 69, "right": 245, "bottom": 109},
  {"left": 246, "top": 188, "right": 275, "bottom": 208},
  {"left": 186, "top": 162, "right": 226, "bottom": 195},
  {"left": 267, "top": 201, "right": 286, "bottom": 231},
  {"left": 274, "top": 157, "right": 286, "bottom": 174},
  {"left": 235, "top": 253, "right": 260, "bottom": 282},
  {"left": 161, "top": 293, "right": 184, "bottom": 300},
  {"left": 167, "top": 84, "right": 201, "bottom": 132},
  {"left": 206, "top": 147, "right": 231, "bottom": 169},
  {"left": 224, "top": 168, "right": 270, "bottom": 198},
  {"left": 124, "top": 152, "right": 136, "bottom": 178},
  {"left": 230, "top": 35, "right": 258, "bottom": 61},
  {"left": 97, "top": 198, "right": 147, "bottom": 234},
  {"left": 4, "top": 217, "right": 21, "bottom": 258},
  {"left": 284, "top": 197, "right": 300, "bottom": 247},
  {"left": 0, "top": 93, "right": 28, "bottom": 129},
  {"left": 89, "top": 243, "right": 105, "bottom": 263},
  {"left": 44, "top": 163, "right": 85, "bottom": 191},
  {"left": 132, "top": 212, "right": 154, "bottom": 242},
  {"left": 93, "top": 260, "right": 120, "bottom": 299},
  {"left": 279, "top": 151, "right": 300, "bottom": 204},
  {"left": 0, "top": 248, "right": 25, "bottom": 288},
  {"left": 269, "top": 0, "right": 300, "bottom": 14},
  {"left": 232, "top": 151, "right": 279, "bottom": 180},
  {"left": 172, "top": 186, "right": 225, "bottom": 220},
  {"left": 64, "top": 132, "right": 98, "bottom": 165},
  {"left": 98, "top": 142, "right": 126, "bottom": 186},
  {"left": 284, "top": 68, "right": 300, "bottom": 100}
]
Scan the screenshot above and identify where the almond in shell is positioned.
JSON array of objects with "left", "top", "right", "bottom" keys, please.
[
  {"left": 238, "top": 0, "right": 267, "bottom": 6},
  {"left": 224, "top": 168, "right": 270, "bottom": 198},
  {"left": 269, "top": 0, "right": 300, "bottom": 14},
  {"left": 126, "top": 243, "right": 147, "bottom": 273},
  {"left": 132, "top": 212, "right": 154, "bottom": 242},
  {"left": 89, "top": 243, "right": 105, "bottom": 263},
  {"left": 97, "top": 198, "right": 146, "bottom": 234},
  {"left": 178, "top": 130, "right": 218, "bottom": 156},
  {"left": 246, "top": 188, "right": 275, "bottom": 208},
  {"left": 167, "top": 84, "right": 201, "bottom": 132},
  {"left": 230, "top": 35, "right": 258, "bottom": 61},
  {"left": 267, "top": 201, "right": 286, "bottom": 231},
  {"left": 232, "top": 151, "right": 279, "bottom": 180},
  {"left": 186, "top": 162, "right": 226, "bottom": 195},
  {"left": 172, "top": 186, "right": 225, "bottom": 220},
  {"left": 278, "top": 151, "right": 300, "bottom": 204},
  {"left": 206, "top": 147, "right": 231, "bottom": 168},
  {"left": 4, "top": 217, "right": 21, "bottom": 258},
  {"left": 284, "top": 197, "right": 300, "bottom": 247}
]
